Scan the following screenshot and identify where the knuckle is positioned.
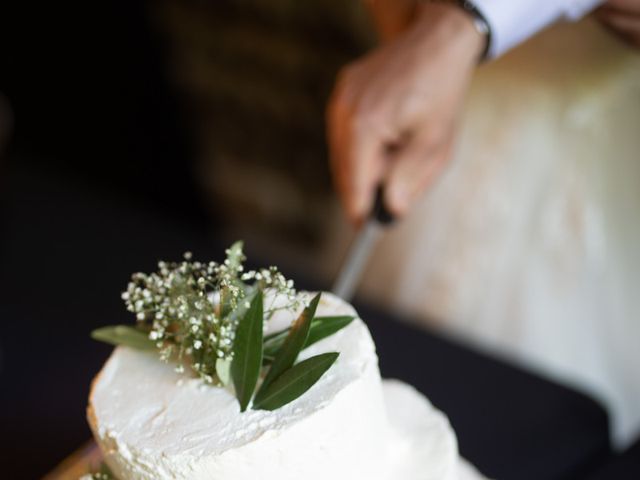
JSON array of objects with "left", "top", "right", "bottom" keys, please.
[
  {"left": 332, "top": 65, "right": 358, "bottom": 99},
  {"left": 328, "top": 79, "right": 358, "bottom": 119},
  {"left": 327, "top": 91, "right": 351, "bottom": 123},
  {"left": 351, "top": 108, "right": 388, "bottom": 137}
]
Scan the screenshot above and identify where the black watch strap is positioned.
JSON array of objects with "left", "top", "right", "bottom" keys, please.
[
  {"left": 430, "top": 0, "right": 492, "bottom": 61},
  {"left": 457, "top": 0, "right": 492, "bottom": 61}
]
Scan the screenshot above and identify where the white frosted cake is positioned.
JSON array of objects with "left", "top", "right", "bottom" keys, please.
[{"left": 88, "top": 292, "right": 485, "bottom": 480}]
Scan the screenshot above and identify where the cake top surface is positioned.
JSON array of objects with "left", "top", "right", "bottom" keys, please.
[
  {"left": 91, "top": 242, "right": 364, "bottom": 416},
  {"left": 89, "top": 292, "right": 379, "bottom": 456}
]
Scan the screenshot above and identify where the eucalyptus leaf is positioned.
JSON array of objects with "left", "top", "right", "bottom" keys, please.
[
  {"left": 263, "top": 315, "right": 354, "bottom": 360},
  {"left": 256, "top": 293, "right": 320, "bottom": 399},
  {"left": 231, "top": 290, "right": 264, "bottom": 412},
  {"left": 252, "top": 352, "right": 339, "bottom": 411},
  {"left": 91, "top": 325, "right": 156, "bottom": 351}
]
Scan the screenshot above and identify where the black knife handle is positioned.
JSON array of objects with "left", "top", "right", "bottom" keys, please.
[{"left": 372, "top": 185, "right": 395, "bottom": 225}]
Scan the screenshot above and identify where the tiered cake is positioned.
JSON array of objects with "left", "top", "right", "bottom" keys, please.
[{"left": 88, "top": 292, "right": 485, "bottom": 480}]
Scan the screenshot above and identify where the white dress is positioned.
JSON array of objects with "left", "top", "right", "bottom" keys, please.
[{"left": 359, "top": 18, "right": 640, "bottom": 448}]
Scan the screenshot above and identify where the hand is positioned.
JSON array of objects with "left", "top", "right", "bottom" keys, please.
[
  {"left": 597, "top": 0, "right": 640, "bottom": 48},
  {"left": 327, "top": 3, "right": 484, "bottom": 223}
]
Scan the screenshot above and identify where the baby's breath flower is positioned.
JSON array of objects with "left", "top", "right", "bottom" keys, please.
[{"left": 120, "top": 241, "right": 298, "bottom": 385}]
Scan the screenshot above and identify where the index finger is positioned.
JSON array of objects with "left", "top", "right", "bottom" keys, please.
[{"left": 327, "top": 94, "right": 387, "bottom": 224}]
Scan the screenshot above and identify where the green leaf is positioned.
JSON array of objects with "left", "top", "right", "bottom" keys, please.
[
  {"left": 263, "top": 315, "right": 354, "bottom": 360},
  {"left": 216, "top": 357, "right": 232, "bottom": 387},
  {"left": 256, "top": 293, "right": 321, "bottom": 399},
  {"left": 91, "top": 325, "right": 156, "bottom": 351},
  {"left": 99, "top": 462, "right": 115, "bottom": 478},
  {"left": 252, "top": 352, "right": 339, "bottom": 411},
  {"left": 306, "top": 315, "right": 354, "bottom": 346},
  {"left": 262, "top": 330, "right": 289, "bottom": 359},
  {"left": 231, "top": 290, "right": 264, "bottom": 412}
]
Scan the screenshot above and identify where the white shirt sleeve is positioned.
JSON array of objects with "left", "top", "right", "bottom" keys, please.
[{"left": 471, "top": 0, "right": 604, "bottom": 58}]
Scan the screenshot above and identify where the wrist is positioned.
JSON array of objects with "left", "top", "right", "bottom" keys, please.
[{"left": 413, "top": 2, "right": 487, "bottom": 63}]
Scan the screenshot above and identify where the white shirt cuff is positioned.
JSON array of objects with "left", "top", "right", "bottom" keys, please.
[{"left": 471, "top": 0, "right": 604, "bottom": 58}]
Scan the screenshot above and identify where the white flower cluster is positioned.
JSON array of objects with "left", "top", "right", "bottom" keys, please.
[
  {"left": 241, "top": 266, "right": 298, "bottom": 318},
  {"left": 121, "top": 242, "right": 298, "bottom": 384}
]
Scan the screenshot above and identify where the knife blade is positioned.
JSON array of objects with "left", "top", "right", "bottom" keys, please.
[{"left": 332, "top": 187, "right": 394, "bottom": 301}]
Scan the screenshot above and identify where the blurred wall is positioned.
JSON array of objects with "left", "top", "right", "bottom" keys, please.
[{"left": 150, "top": 0, "right": 373, "bottom": 268}]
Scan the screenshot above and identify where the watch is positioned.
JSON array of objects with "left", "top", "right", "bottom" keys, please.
[{"left": 430, "top": 0, "right": 492, "bottom": 61}]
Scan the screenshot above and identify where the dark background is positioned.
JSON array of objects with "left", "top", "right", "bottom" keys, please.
[
  {"left": 0, "top": 1, "right": 205, "bottom": 223},
  {"left": 0, "top": 2, "right": 211, "bottom": 477}
]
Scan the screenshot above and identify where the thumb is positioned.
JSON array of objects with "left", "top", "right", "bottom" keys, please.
[{"left": 385, "top": 130, "right": 453, "bottom": 217}]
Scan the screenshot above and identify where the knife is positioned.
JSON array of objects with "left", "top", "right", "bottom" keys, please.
[{"left": 332, "top": 187, "right": 395, "bottom": 301}]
